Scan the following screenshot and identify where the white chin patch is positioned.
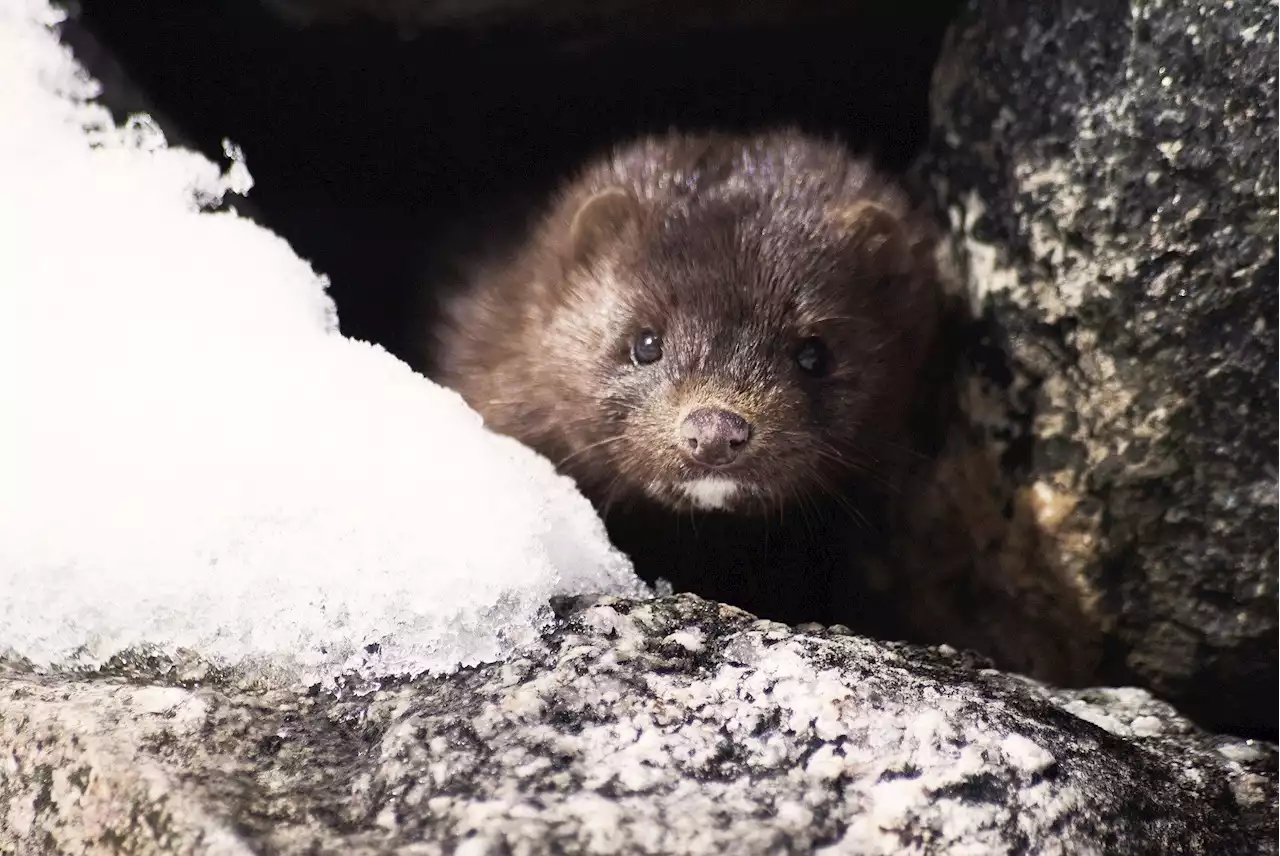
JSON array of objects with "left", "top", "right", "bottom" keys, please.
[{"left": 679, "top": 477, "right": 740, "bottom": 511}]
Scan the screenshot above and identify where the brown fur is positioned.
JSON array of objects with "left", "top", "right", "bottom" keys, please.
[
  {"left": 430, "top": 130, "right": 938, "bottom": 510},
  {"left": 425, "top": 130, "right": 940, "bottom": 622}
]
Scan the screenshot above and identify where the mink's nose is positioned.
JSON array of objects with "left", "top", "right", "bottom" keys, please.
[{"left": 680, "top": 408, "right": 753, "bottom": 467}]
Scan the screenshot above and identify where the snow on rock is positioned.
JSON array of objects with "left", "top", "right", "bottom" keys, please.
[
  {"left": 0, "top": 0, "right": 645, "bottom": 686},
  {"left": 1, "top": 595, "right": 1274, "bottom": 855}
]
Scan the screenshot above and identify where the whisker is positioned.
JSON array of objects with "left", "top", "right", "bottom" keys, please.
[
  {"left": 820, "top": 483, "right": 872, "bottom": 534},
  {"left": 554, "top": 434, "right": 628, "bottom": 470},
  {"left": 846, "top": 434, "right": 931, "bottom": 462},
  {"left": 808, "top": 450, "right": 900, "bottom": 496},
  {"left": 600, "top": 472, "right": 627, "bottom": 521}
]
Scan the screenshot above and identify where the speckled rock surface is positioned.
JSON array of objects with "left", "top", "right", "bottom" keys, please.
[
  {"left": 904, "top": 0, "right": 1278, "bottom": 738},
  {"left": 1, "top": 595, "right": 1275, "bottom": 855}
]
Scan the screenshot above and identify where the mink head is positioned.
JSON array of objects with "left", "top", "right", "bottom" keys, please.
[{"left": 464, "top": 132, "right": 939, "bottom": 515}]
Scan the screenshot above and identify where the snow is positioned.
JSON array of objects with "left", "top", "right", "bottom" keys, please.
[{"left": 0, "top": 0, "right": 645, "bottom": 687}]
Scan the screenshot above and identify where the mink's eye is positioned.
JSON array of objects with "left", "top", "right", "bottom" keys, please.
[
  {"left": 795, "top": 336, "right": 830, "bottom": 376},
  {"left": 631, "top": 329, "right": 664, "bottom": 365}
]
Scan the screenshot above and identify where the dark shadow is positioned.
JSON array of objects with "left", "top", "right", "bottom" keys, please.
[{"left": 68, "top": 0, "right": 963, "bottom": 362}]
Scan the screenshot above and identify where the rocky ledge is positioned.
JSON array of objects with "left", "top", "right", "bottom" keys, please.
[{"left": 2, "top": 595, "right": 1275, "bottom": 855}]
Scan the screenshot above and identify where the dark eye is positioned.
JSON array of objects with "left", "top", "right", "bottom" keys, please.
[
  {"left": 631, "top": 329, "right": 664, "bottom": 365},
  {"left": 795, "top": 336, "right": 830, "bottom": 376}
]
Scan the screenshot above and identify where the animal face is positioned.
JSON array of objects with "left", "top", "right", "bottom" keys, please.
[{"left": 546, "top": 188, "right": 928, "bottom": 514}]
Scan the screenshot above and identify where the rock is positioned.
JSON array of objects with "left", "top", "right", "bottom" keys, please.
[
  {"left": 1, "top": 595, "right": 1275, "bottom": 854},
  {"left": 900, "top": 0, "right": 1278, "bottom": 738}
]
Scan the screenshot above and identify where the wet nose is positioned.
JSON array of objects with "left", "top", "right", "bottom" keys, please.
[{"left": 680, "top": 408, "right": 753, "bottom": 467}]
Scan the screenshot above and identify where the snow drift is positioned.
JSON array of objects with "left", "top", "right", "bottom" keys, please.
[{"left": 0, "top": 0, "right": 645, "bottom": 686}]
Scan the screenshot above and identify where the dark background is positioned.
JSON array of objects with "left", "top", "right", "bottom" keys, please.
[{"left": 68, "top": 0, "right": 962, "bottom": 363}]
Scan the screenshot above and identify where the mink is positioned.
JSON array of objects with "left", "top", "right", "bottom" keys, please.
[{"left": 425, "top": 129, "right": 940, "bottom": 625}]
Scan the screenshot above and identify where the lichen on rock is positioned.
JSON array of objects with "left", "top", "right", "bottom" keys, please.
[{"left": 902, "top": 0, "right": 1278, "bottom": 738}]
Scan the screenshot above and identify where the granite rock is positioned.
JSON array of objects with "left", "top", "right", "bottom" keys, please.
[
  {"left": 903, "top": 0, "right": 1278, "bottom": 737},
  {"left": 1, "top": 595, "right": 1275, "bottom": 855}
]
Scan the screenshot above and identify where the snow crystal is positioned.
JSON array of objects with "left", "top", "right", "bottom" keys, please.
[{"left": 0, "top": 0, "right": 646, "bottom": 686}]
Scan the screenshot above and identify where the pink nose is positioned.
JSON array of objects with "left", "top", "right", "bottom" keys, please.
[{"left": 680, "top": 408, "right": 752, "bottom": 467}]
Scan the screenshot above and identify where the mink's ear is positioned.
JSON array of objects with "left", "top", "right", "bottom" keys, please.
[
  {"left": 566, "top": 186, "right": 641, "bottom": 267},
  {"left": 830, "top": 199, "right": 914, "bottom": 277},
  {"left": 832, "top": 199, "right": 940, "bottom": 332}
]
